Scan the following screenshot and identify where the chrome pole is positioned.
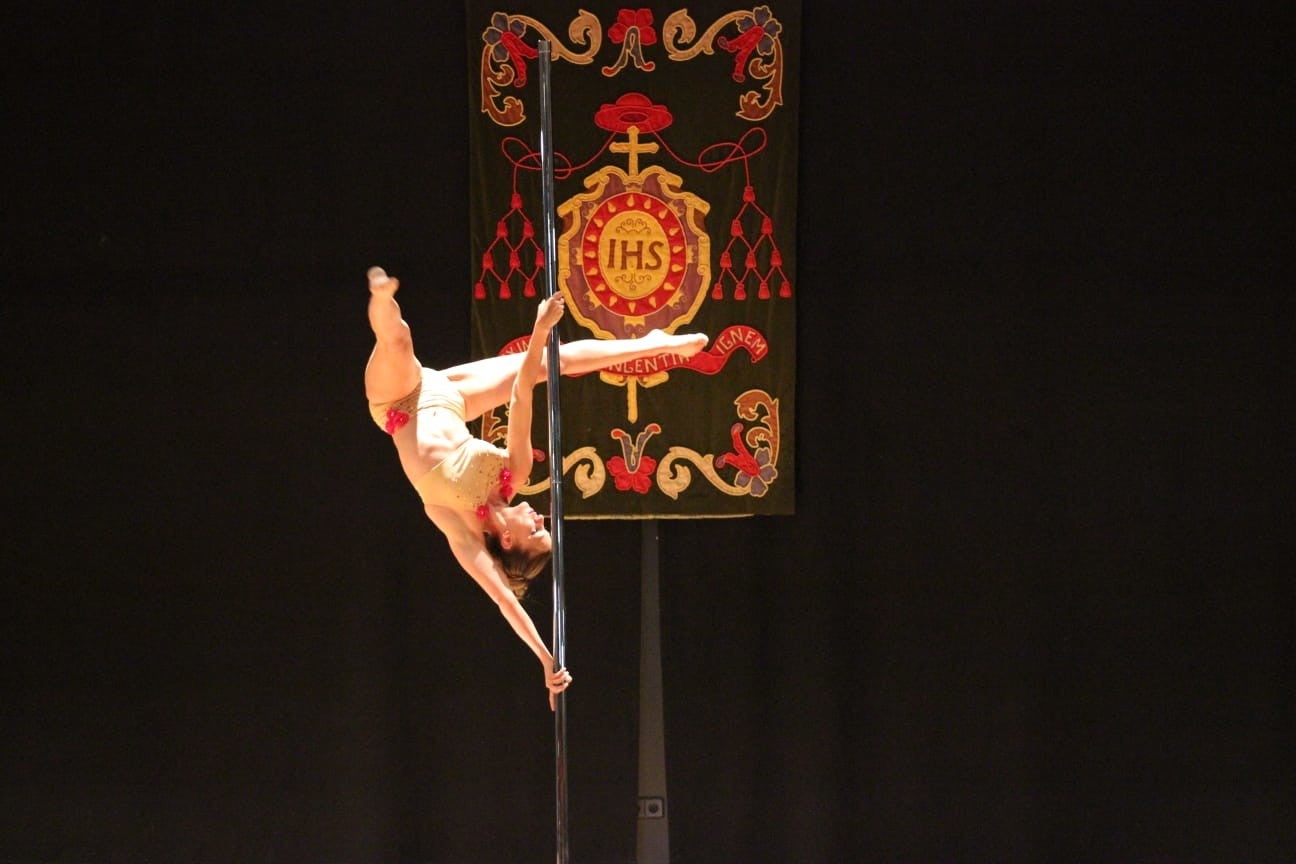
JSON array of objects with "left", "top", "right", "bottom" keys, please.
[{"left": 536, "top": 38, "right": 569, "bottom": 864}]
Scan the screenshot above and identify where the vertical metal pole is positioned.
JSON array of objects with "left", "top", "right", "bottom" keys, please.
[{"left": 537, "top": 39, "right": 570, "bottom": 864}]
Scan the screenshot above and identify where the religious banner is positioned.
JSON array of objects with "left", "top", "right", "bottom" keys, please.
[{"left": 465, "top": 2, "right": 798, "bottom": 517}]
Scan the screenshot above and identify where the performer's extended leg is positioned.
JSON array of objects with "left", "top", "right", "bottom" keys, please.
[
  {"left": 447, "top": 330, "right": 709, "bottom": 421},
  {"left": 364, "top": 268, "right": 422, "bottom": 403}
]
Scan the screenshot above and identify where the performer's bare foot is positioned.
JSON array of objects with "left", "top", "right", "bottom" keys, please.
[
  {"left": 368, "top": 266, "right": 399, "bottom": 296},
  {"left": 644, "top": 329, "right": 709, "bottom": 357}
]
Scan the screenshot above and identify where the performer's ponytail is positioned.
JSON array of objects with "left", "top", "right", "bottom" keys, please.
[{"left": 484, "top": 532, "right": 552, "bottom": 599}]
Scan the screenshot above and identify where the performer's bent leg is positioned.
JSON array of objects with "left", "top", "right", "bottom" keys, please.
[
  {"left": 364, "top": 267, "right": 422, "bottom": 403},
  {"left": 448, "top": 330, "right": 709, "bottom": 420}
]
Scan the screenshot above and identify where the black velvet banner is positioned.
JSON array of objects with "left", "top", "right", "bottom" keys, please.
[{"left": 466, "top": 2, "right": 799, "bottom": 517}]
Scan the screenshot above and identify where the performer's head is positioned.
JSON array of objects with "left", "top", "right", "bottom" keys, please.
[{"left": 484, "top": 500, "right": 553, "bottom": 598}]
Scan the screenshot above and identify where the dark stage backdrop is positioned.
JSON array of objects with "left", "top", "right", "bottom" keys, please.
[{"left": 1, "top": 4, "right": 1290, "bottom": 864}]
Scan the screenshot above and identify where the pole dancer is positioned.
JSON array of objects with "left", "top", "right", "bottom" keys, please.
[{"left": 363, "top": 267, "right": 707, "bottom": 707}]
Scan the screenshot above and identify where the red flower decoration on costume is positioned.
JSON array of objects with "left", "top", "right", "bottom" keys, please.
[
  {"left": 384, "top": 409, "right": 409, "bottom": 435},
  {"left": 476, "top": 469, "right": 517, "bottom": 520}
]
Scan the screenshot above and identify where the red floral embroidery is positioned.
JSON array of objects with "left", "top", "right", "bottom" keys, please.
[
  {"left": 609, "top": 8, "right": 657, "bottom": 46},
  {"left": 608, "top": 454, "right": 657, "bottom": 494},
  {"left": 715, "top": 422, "right": 761, "bottom": 476},
  {"left": 384, "top": 409, "right": 409, "bottom": 435},
  {"left": 484, "top": 13, "right": 539, "bottom": 87}
]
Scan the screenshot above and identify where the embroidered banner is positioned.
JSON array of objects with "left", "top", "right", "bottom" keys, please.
[{"left": 466, "top": 2, "right": 798, "bottom": 517}]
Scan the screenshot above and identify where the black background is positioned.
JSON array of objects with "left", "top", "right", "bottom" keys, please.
[{"left": 1, "top": 4, "right": 1289, "bottom": 863}]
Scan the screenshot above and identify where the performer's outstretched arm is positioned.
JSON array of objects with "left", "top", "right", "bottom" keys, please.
[{"left": 432, "top": 507, "right": 571, "bottom": 709}]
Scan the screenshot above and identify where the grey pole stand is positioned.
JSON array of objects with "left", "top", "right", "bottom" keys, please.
[{"left": 636, "top": 520, "right": 670, "bottom": 863}]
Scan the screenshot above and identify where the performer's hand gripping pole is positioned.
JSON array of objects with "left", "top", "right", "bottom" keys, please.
[{"left": 537, "top": 39, "right": 570, "bottom": 864}]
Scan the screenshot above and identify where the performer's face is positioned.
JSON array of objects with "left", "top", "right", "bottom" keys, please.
[{"left": 501, "top": 501, "right": 551, "bottom": 554}]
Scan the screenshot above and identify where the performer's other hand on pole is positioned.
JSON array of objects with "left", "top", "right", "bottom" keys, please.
[
  {"left": 547, "top": 665, "right": 573, "bottom": 711},
  {"left": 536, "top": 293, "right": 566, "bottom": 331}
]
